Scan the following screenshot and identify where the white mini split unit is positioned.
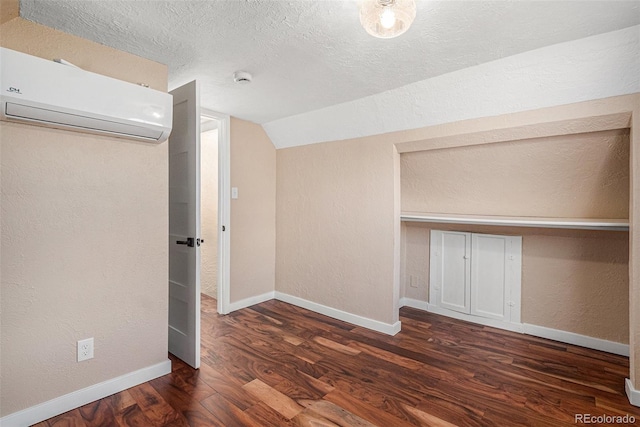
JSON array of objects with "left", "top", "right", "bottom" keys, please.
[{"left": 0, "top": 47, "right": 172, "bottom": 143}]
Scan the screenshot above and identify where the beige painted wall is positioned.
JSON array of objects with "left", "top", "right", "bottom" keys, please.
[
  {"left": 400, "top": 130, "right": 630, "bottom": 343},
  {"left": 276, "top": 138, "right": 399, "bottom": 325},
  {"left": 230, "top": 118, "right": 276, "bottom": 302},
  {"left": 524, "top": 230, "right": 629, "bottom": 342},
  {"left": 402, "top": 130, "right": 630, "bottom": 218},
  {"left": 401, "top": 223, "right": 430, "bottom": 302},
  {"left": 0, "top": 0, "right": 19, "bottom": 25},
  {"left": 201, "top": 129, "right": 218, "bottom": 299},
  {"left": 0, "top": 17, "right": 168, "bottom": 417}
]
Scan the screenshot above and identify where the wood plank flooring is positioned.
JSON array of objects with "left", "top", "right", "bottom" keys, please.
[{"left": 36, "top": 294, "right": 640, "bottom": 426}]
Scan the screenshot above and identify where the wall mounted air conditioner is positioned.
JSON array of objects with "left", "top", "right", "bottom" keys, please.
[{"left": 0, "top": 47, "right": 172, "bottom": 143}]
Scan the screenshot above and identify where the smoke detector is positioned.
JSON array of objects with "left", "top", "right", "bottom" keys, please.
[{"left": 233, "top": 71, "right": 252, "bottom": 84}]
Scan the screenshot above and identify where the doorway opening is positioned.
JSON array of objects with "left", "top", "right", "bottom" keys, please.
[
  {"left": 200, "top": 115, "right": 219, "bottom": 305},
  {"left": 200, "top": 109, "right": 231, "bottom": 316}
]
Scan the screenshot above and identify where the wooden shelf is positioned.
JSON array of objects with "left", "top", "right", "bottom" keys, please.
[{"left": 401, "top": 212, "right": 629, "bottom": 231}]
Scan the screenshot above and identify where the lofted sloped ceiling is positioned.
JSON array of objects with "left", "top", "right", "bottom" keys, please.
[{"left": 18, "top": 0, "right": 640, "bottom": 148}]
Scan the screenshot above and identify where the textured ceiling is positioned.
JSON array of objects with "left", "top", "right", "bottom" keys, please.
[{"left": 19, "top": 0, "right": 640, "bottom": 125}]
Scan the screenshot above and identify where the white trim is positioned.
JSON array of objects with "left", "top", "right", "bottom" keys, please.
[
  {"left": 508, "top": 236, "right": 523, "bottom": 324},
  {"left": 626, "top": 379, "right": 640, "bottom": 407},
  {"left": 274, "top": 291, "right": 401, "bottom": 336},
  {"left": 424, "top": 303, "right": 525, "bottom": 333},
  {"left": 227, "top": 291, "right": 275, "bottom": 312},
  {"left": 228, "top": 291, "right": 402, "bottom": 335},
  {"left": 399, "top": 297, "right": 429, "bottom": 311},
  {"left": 400, "top": 301, "right": 629, "bottom": 356},
  {"left": 0, "top": 360, "right": 171, "bottom": 427},
  {"left": 523, "top": 323, "right": 629, "bottom": 357},
  {"left": 201, "top": 108, "right": 231, "bottom": 315},
  {"left": 401, "top": 212, "right": 629, "bottom": 231}
]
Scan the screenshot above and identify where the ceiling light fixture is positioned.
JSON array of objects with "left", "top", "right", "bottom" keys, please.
[{"left": 358, "top": 0, "right": 416, "bottom": 39}]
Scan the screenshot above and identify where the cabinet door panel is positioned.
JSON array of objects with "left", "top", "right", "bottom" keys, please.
[
  {"left": 471, "top": 234, "right": 508, "bottom": 321},
  {"left": 439, "top": 231, "right": 471, "bottom": 314}
]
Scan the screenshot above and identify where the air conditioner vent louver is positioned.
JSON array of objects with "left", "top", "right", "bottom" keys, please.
[
  {"left": 5, "top": 103, "right": 164, "bottom": 140},
  {"left": 0, "top": 47, "right": 172, "bottom": 143}
]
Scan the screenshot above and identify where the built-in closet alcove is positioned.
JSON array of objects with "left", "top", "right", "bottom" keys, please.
[{"left": 399, "top": 127, "right": 631, "bottom": 355}]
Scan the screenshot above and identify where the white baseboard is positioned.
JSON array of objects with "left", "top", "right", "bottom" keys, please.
[
  {"left": 274, "top": 291, "right": 401, "bottom": 336},
  {"left": 523, "top": 323, "right": 629, "bottom": 357},
  {"left": 626, "top": 379, "right": 640, "bottom": 407},
  {"left": 399, "top": 298, "right": 628, "bottom": 356},
  {"left": 227, "top": 291, "right": 275, "bottom": 312},
  {"left": 401, "top": 297, "right": 519, "bottom": 330},
  {"left": 0, "top": 359, "right": 171, "bottom": 427},
  {"left": 423, "top": 303, "right": 525, "bottom": 333},
  {"left": 399, "top": 297, "right": 429, "bottom": 311}
]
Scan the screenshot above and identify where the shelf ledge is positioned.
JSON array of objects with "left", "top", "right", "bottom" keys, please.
[{"left": 400, "top": 212, "right": 629, "bottom": 231}]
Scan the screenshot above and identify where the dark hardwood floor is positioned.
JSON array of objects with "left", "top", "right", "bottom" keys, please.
[{"left": 36, "top": 294, "right": 640, "bottom": 426}]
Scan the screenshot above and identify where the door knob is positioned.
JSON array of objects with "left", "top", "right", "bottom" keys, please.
[{"left": 176, "top": 237, "right": 195, "bottom": 247}]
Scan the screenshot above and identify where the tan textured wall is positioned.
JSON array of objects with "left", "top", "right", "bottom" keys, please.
[
  {"left": 524, "top": 230, "right": 629, "bottom": 342},
  {"left": 0, "top": 0, "right": 19, "bottom": 25},
  {"left": 0, "top": 19, "right": 168, "bottom": 416},
  {"left": 402, "top": 130, "right": 630, "bottom": 218},
  {"left": 201, "top": 129, "right": 218, "bottom": 299},
  {"left": 230, "top": 118, "right": 276, "bottom": 302},
  {"left": 401, "top": 223, "right": 430, "bottom": 302},
  {"left": 393, "top": 98, "right": 636, "bottom": 154},
  {"left": 276, "top": 138, "right": 398, "bottom": 325}
]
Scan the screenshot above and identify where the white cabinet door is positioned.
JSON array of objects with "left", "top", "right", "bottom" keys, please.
[
  {"left": 431, "top": 231, "right": 471, "bottom": 314},
  {"left": 471, "top": 233, "right": 509, "bottom": 321},
  {"left": 430, "top": 230, "right": 522, "bottom": 327}
]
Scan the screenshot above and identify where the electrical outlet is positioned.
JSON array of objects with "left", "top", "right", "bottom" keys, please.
[{"left": 77, "top": 338, "right": 94, "bottom": 362}]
